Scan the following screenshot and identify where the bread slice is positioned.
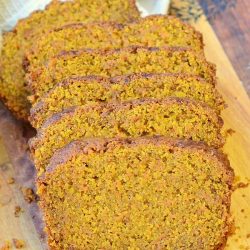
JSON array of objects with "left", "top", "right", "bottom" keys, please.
[
  {"left": 27, "top": 46, "right": 216, "bottom": 100},
  {"left": 37, "top": 136, "right": 234, "bottom": 249},
  {"left": 29, "top": 98, "right": 224, "bottom": 174},
  {"left": 26, "top": 15, "right": 203, "bottom": 71},
  {"left": 30, "top": 73, "right": 224, "bottom": 129},
  {"left": 0, "top": 0, "right": 139, "bottom": 120}
]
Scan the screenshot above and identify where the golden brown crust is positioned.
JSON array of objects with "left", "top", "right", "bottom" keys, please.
[
  {"left": 110, "top": 72, "right": 208, "bottom": 84},
  {"left": 39, "top": 14, "right": 202, "bottom": 39},
  {"left": 56, "top": 46, "right": 194, "bottom": 58},
  {"left": 35, "top": 21, "right": 123, "bottom": 36}
]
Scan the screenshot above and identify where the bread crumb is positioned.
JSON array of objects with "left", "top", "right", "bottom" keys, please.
[
  {"left": 7, "top": 177, "right": 15, "bottom": 184},
  {"left": 14, "top": 206, "right": 23, "bottom": 217},
  {"left": 21, "top": 187, "right": 36, "bottom": 203},
  {"left": 225, "top": 128, "right": 235, "bottom": 136},
  {"left": 247, "top": 233, "right": 250, "bottom": 238},
  {"left": 233, "top": 182, "right": 249, "bottom": 191},
  {"left": 13, "top": 239, "right": 25, "bottom": 249},
  {"left": 0, "top": 241, "right": 11, "bottom": 250}
]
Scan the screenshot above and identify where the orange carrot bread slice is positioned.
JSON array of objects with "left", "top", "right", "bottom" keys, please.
[
  {"left": 29, "top": 98, "right": 224, "bottom": 175},
  {"left": 38, "top": 136, "right": 234, "bottom": 249},
  {"left": 30, "top": 73, "right": 224, "bottom": 129},
  {"left": 26, "top": 15, "right": 203, "bottom": 71},
  {"left": 27, "top": 46, "right": 216, "bottom": 100}
]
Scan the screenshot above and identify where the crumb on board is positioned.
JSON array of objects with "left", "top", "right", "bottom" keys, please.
[
  {"left": 0, "top": 241, "right": 11, "bottom": 250},
  {"left": 13, "top": 239, "right": 25, "bottom": 249},
  {"left": 233, "top": 182, "right": 250, "bottom": 191},
  {"left": 7, "top": 177, "right": 15, "bottom": 185},
  {"left": 237, "top": 182, "right": 250, "bottom": 189},
  {"left": 225, "top": 128, "right": 235, "bottom": 136},
  {"left": 247, "top": 233, "right": 250, "bottom": 238},
  {"left": 14, "top": 206, "right": 23, "bottom": 217},
  {"left": 21, "top": 187, "right": 36, "bottom": 203}
]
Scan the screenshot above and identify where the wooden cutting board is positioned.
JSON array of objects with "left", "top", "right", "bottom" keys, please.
[{"left": 0, "top": 13, "right": 250, "bottom": 250}]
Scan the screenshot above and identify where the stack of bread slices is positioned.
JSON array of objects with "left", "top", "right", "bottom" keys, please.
[{"left": 0, "top": 1, "right": 234, "bottom": 249}]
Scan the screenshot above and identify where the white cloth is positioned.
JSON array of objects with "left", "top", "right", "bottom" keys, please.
[
  {"left": 137, "top": 0, "right": 170, "bottom": 17},
  {"left": 0, "top": 0, "right": 51, "bottom": 31}
]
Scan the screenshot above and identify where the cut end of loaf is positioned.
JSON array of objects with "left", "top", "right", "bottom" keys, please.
[{"left": 38, "top": 136, "right": 234, "bottom": 249}]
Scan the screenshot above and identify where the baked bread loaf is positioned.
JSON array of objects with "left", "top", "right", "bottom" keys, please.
[
  {"left": 38, "top": 136, "right": 234, "bottom": 249},
  {"left": 29, "top": 98, "right": 224, "bottom": 174},
  {"left": 0, "top": 0, "right": 139, "bottom": 120},
  {"left": 30, "top": 73, "right": 224, "bottom": 129},
  {"left": 27, "top": 46, "right": 216, "bottom": 100},
  {"left": 0, "top": 1, "right": 234, "bottom": 247},
  {"left": 26, "top": 15, "right": 203, "bottom": 71}
]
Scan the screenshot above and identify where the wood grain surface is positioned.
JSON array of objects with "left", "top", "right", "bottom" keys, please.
[
  {"left": 0, "top": 108, "right": 44, "bottom": 249},
  {"left": 201, "top": 0, "right": 250, "bottom": 96},
  {"left": 192, "top": 16, "right": 250, "bottom": 249},
  {"left": 171, "top": 0, "right": 250, "bottom": 96},
  {"left": 0, "top": 2, "right": 250, "bottom": 249}
]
